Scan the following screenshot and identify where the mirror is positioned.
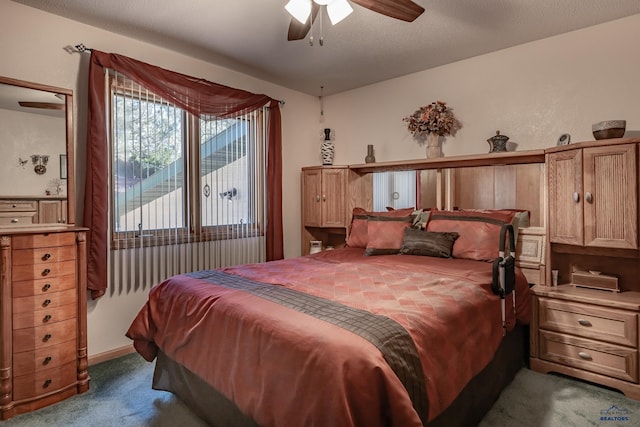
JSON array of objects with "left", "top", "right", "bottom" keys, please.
[{"left": 0, "top": 76, "right": 75, "bottom": 226}]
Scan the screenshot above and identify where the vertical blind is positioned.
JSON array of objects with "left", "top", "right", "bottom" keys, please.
[
  {"left": 373, "top": 170, "right": 417, "bottom": 211},
  {"left": 108, "top": 71, "right": 267, "bottom": 294}
]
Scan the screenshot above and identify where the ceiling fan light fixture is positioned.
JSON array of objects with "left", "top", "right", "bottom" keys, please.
[
  {"left": 285, "top": 0, "right": 312, "bottom": 24},
  {"left": 326, "top": 0, "right": 353, "bottom": 25}
]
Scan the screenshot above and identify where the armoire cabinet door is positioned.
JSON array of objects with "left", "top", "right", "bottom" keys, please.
[
  {"left": 320, "top": 169, "right": 347, "bottom": 227},
  {"left": 302, "top": 168, "right": 347, "bottom": 228},
  {"left": 583, "top": 144, "right": 637, "bottom": 249},
  {"left": 548, "top": 149, "right": 583, "bottom": 245},
  {"left": 302, "top": 169, "right": 322, "bottom": 227}
]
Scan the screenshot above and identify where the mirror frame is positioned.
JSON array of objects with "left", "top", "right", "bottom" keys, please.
[{"left": 0, "top": 75, "right": 75, "bottom": 225}]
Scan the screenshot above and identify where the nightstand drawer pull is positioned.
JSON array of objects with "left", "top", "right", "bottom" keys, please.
[
  {"left": 577, "top": 319, "right": 592, "bottom": 327},
  {"left": 42, "top": 283, "right": 51, "bottom": 291},
  {"left": 43, "top": 314, "right": 52, "bottom": 322},
  {"left": 42, "top": 268, "right": 51, "bottom": 276},
  {"left": 43, "top": 333, "right": 52, "bottom": 342},
  {"left": 42, "top": 253, "right": 51, "bottom": 261},
  {"left": 43, "top": 379, "right": 52, "bottom": 388},
  {"left": 42, "top": 299, "right": 51, "bottom": 307},
  {"left": 578, "top": 351, "right": 593, "bottom": 361},
  {"left": 43, "top": 356, "right": 52, "bottom": 365}
]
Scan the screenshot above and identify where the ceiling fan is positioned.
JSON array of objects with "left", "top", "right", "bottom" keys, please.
[{"left": 286, "top": 0, "right": 425, "bottom": 42}]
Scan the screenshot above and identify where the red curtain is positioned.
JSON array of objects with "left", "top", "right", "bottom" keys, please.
[{"left": 84, "top": 50, "right": 283, "bottom": 299}]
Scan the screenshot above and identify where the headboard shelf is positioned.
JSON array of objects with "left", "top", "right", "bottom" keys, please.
[{"left": 349, "top": 149, "right": 545, "bottom": 173}]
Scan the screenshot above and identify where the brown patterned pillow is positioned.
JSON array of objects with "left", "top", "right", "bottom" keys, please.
[{"left": 399, "top": 229, "right": 459, "bottom": 258}]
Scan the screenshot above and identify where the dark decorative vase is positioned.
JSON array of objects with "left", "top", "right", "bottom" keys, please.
[
  {"left": 365, "top": 145, "right": 375, "bottom": 163},
  {"left": 487, "top": 130, "right": 509, "bottom": 153}
]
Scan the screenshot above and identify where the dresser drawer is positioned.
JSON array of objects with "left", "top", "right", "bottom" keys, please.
[
  {"left": 0, "top": 211, "right": 37, "bottom": 226},
  {"left": 13, "top": 339, "right": 76, "bottom": 376},
  {"left": 0, "top": 200, "right": 38, "bottom": 211},
  {"left": 13, "top": 319, "right": 77, "bottom": 353},
  {"left": 539, "top": 298, "right": 638, "bottom": 347},
  {"left": 11, "top": 232, "right": 76, "bottom": 250},
  {"left": 12, "top": 274, "right": 76, "bottom": 298},
  {"left": 12, "top": 259, "right": 76, "bottom": 282},
  {"left": 12, "top": 361, "right": 77, "bottom": 401},
  {"left": 12, "top": 245, "right": 76, "bottom": 266},
  {"left": 12, "top": 288, "right": 77, "bottom": 314},
  {"left": 540, "top": 330, "right": 638, "bottom": 382},
  {"left": 13, "top": 302, "right": 77, "bottom": 330}
]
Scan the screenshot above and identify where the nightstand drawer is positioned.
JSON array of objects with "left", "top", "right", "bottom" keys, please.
[
  {"left": 11, "top": 232, "right": 77, "bottom": 250},
  {"left": 540, "top": 330, "right": 638, "bottom": 382},
  {"left": 12, "top": 288, "right": 77, "bottom": 314},
  {"left": 12, "top": 274, "right": 76, "bottom": 298},
  {"left": 12, "top": 245, "right": 76, "bottom": 266},
  {"left": 12, "top": 259, "right": 76, "bottom": 282},
  {"left": 539, "top": 298, "right": 638, "bottom": 347},
  {"left": 13, "top": 340, "right": 77, "bottom": 376},
  {"left": 13, "top": 319, "right": 77, "bottom": 353},
  {"left": 12, "top": 361, "right": 77, "bottom": 401},
  {"left": 13, "top": 302, "right": 77, "bottom": 329}
]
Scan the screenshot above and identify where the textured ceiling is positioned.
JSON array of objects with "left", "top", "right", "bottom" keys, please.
[{"left": 11, "top": 0, "right": 640, "bottom": 96}]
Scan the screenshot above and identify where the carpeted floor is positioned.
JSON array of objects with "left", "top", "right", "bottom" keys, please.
[{"left": 2, "top": 353, "right": 640, "bottom": 426}]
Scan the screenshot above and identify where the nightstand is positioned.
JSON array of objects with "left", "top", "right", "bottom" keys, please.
[{"left": 530, "top": 284, "right": 640, "bottom": 400}]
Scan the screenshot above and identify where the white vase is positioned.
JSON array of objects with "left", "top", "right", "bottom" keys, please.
[
  {"left": 321, "top": 140, "right": 335, "bottom": 165},
  {"left": 426, "top": 133, "right": 442, "bottom": 158}
]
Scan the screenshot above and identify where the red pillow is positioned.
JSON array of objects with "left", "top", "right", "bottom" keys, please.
[
  {"left": 346, "top": 207, "right": 415, "bottom": 248},
  {"left": 426, "top": 210, "right": 516, "bottom": 261},
  {"left": 365, "top": 215, "right": 415, "bottom": 256}
]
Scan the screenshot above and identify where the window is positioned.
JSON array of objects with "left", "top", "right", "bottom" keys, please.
[{"left": 109, "top": 73, "right": 267, "bottom": 248}]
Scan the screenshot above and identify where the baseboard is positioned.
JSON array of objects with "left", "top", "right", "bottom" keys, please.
[{"left": 88, "top": 344, "right": 136, "bottom": 366}]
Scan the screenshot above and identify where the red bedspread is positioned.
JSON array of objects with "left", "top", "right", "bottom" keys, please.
[{"left": 127, "top": 248, "right": 530, "bottom": 426}]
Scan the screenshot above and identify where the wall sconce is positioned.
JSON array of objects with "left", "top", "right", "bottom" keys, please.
[
  {"left": 219, "top": 187, "right": 238, "bottom": 201},
  {"left": 30, "top": 154, "right": 49, "bottom": 175}
]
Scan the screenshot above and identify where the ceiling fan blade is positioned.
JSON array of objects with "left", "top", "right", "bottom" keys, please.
[
  {"left": 287, "top": 2, "right": 320, "bottom": 41},
  {"left": 350, "top": 0, "right": 425, "bottom": 22},
  {"left": 18, "top": 101, "right": 64, "bottom": 110}
]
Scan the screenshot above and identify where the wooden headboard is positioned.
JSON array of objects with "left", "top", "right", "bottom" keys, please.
[{"left": 418, "top": 163, "right": 547, "bottom": 285}]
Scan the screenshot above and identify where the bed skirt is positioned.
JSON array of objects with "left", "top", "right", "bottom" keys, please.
[{"left": 151, "top": 325, "right": 527, "bottom": 427}]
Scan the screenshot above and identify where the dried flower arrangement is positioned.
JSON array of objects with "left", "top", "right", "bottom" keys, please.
[{"left": 403, "top": 101, "right": 457, "bottom": 137}]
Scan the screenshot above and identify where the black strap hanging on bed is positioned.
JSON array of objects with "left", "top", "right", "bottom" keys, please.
[{"left": 491, "top": 224, "right": 516, "bottom": 335}]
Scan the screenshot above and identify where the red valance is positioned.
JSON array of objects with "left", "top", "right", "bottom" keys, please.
[{"left": 84, "top": 50, "right": 283, "bottom": 299}]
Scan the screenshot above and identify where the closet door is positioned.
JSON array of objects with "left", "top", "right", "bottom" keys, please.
[
  {"left": 583, "top": 144, "right": 637, "bottom": 249},
  {"left": 548, "top": 149, "right": 583, "bottom": 245}
]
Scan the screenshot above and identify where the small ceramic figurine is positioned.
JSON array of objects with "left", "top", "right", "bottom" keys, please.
[{"left": 487, "top": 130, "right": 509, "bottom": 153}]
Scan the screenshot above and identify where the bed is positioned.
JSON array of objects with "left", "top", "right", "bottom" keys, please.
[{"left": 126, "top": 209, "right": 532, "bottom": 427}]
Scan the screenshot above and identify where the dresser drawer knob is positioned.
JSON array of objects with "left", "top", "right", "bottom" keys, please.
[
  {"left": 42, "top": 268, "right": 51, "bottom": 276},
  {"left": 577, "top": 319, "right": 592, "bottom": 327},
  {"left": 578, "top": 351, "right": 593, "bottom": 361},
  {"left": 43, "top": 356, "right": 52, "bottom": 365},
  {"left": 43, "top": 314, "right": 52, "bottom": 322},
  {"left": 42, "top": 299, "right": 52, "bottom": 307},
  {"left": 42, "top": 253, "right": 52, "bottom": 261},
  {"left": 43, "top": 379, "right": 52, "bottom": 388},
  {"left": 43, "top": 333, "right": 52, "bottom": 342},
  {"left": 42, "top": 283, "right": 51, "bottom": 291}
]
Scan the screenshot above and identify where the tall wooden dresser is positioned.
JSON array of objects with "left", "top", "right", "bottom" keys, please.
[{"left": 0, "top": 226, "right": 88, "bottom": 420}]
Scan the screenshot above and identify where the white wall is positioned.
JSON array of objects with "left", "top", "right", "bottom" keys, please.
[
  {"left": 323, "top": 14, "right": 640, "bottom": 165},
  {"left": 0, "top": 1, "right": 317, "bottom": 357},
  {"left": 2, "top": 1, "right": 639, "bottom": 358}
]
